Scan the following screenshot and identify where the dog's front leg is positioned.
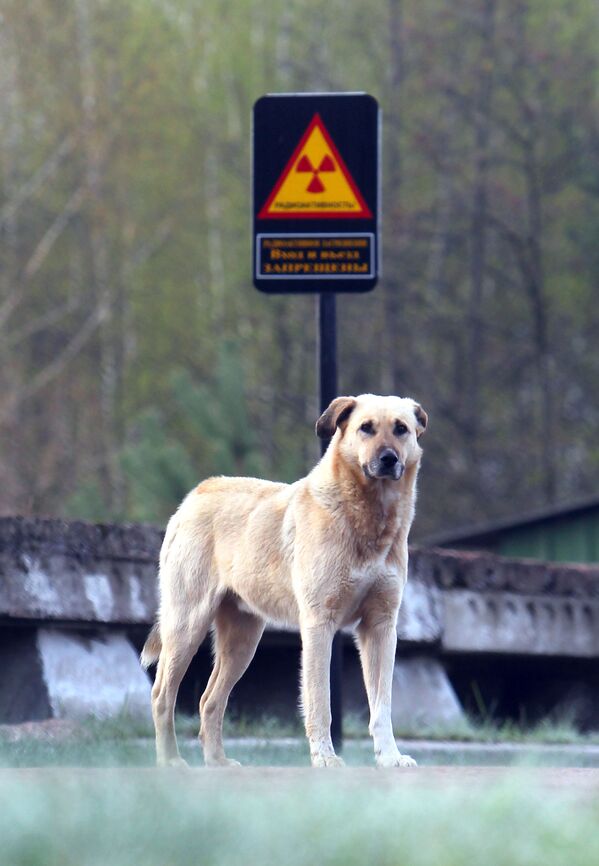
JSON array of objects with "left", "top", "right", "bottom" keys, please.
[
  {"left": 356, "top": 616, "right": 417, "bottom": 768},
  {"left": 299, "top": 620, "right": 345, "bottom": 768}
]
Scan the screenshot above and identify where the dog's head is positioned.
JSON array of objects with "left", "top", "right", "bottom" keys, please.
[{"left": 316, "top": 394, "right": 427, "bottom": 481}]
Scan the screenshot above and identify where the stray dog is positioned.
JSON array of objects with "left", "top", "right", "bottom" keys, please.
[{"left": 141, "top": 394, "right": 427, "bottom": 768}]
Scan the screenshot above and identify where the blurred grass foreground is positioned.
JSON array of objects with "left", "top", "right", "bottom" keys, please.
[
  {"left": 0, "top": 768, "right": 598, "bottom": 866},
  {"left": 1, "top": 716, "right": 599, "bottom": 864}
]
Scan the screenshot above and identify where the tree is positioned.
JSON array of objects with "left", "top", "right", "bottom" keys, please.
[{"left": 2, "top": 0, "right": 599, "bottom": 538}]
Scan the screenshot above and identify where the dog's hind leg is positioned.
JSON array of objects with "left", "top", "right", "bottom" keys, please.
[
  {"left": 199, "top": 594, "right": 265, "bottom": 767},
  {"left": 152, "top": 599, "right": 220, "bottom": 767}
]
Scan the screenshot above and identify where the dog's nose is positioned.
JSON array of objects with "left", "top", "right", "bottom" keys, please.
[{"left": 379, "top": 448, "right": 398, "bottom": 468}]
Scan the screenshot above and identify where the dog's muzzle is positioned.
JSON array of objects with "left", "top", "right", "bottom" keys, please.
[{"left": 364, "top": 448, "right": 405, "bottom": 480}]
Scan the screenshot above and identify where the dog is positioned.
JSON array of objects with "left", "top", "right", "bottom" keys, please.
[{"left": 141, "top": 393, "right": 427, "bottom": 768}]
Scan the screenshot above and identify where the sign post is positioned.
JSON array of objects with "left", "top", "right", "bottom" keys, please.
[{"left": 253, "top": 92, "right": 380, "bottom": 750}]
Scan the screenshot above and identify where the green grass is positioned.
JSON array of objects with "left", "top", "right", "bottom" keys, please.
[
  {"left": 1, "top": 712, "right": 599, "bottom": 769},
  {"left": 389, "top": 716, "right": 598, "bottom": 745},
  {"left": 0, "top": 770, "right": 597, "bottom": 866},
  {"left": 223, "top": 710, "right": 599, "bottom": 747},
  {"left": 85, "top": 709, "right": 599, "bottom": 746},
  {"left": 1, "top": 715, "right": 599, "bottom": 864}
]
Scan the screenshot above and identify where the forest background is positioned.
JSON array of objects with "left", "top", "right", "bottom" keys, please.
[{"left": 1, "top": 0, "right": 598, "bottom": 540}]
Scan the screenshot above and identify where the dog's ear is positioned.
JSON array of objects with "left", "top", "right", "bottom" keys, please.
[
  {"left": 413, "top": 403, "right": 428, "bottom": 438},
  {"left": 315, "top": 396, "right": 357, "bottom": 439}
]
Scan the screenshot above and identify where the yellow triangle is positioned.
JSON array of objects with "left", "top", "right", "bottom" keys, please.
[{"left": 260, "top": 116, "right": 371, "bottom": 218}]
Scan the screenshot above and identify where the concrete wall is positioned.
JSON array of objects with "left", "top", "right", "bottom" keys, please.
[
  {"left": 3, "top": 517, "right": 599, "bottom": 652},
  {"left": 0, "top": 517, "right": 160, "bottom": 626},
  {"left": 1, "top": 516, "right": 599, "bottom": 726}
]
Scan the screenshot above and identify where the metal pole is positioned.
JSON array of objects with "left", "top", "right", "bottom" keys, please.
[{"left": 317, "top": 291, "right": 343, "bottom": 751}]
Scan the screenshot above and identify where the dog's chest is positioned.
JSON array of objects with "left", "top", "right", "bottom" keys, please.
[
  {"left": 349, "top": 499, "right": 403, "bottom": 563},
  {"left": 348, "top": 550, "right": 397, "bottom": 587},
  {"left": 324, "top": 559, "right": 396, "bottom": 628}
]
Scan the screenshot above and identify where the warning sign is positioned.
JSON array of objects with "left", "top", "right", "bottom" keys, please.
[
  {"left": 257, "top": 234, "right": 374, "bottom": 278},
  {"left": 258, "top": 114, "right": 372, "bottom": 219},
  {"left": 253, "top": 93, "right": 379, "bottom": 293}
]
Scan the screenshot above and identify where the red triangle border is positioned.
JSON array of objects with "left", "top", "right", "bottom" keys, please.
[{"left": 257, "top": 113, "right": 373, "bottom": 220}]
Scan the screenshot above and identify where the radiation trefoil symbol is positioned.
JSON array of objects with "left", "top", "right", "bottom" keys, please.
[
  {"left": 258, "top": 114, "right": 372, "bottom": 219},
  {"left": 296, "top": 153, "right": 335, "bottom": 193}
]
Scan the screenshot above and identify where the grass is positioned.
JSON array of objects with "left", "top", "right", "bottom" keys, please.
[
  {"left": 389, "top": 716, "right": 598, "bottom": 745},
  {"left": 0, "top": 770, "right": 598, "bottom": 866},
  {"left": 1, "top": 712, "right": 599, "bottom": 769},
  {"left": 1, "top": 715, "right": 599, "bottom": 865},
  {"left": 81, "top": 708, "right": 599, "bottom": 745}
]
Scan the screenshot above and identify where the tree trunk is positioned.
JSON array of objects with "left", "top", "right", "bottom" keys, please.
[
  {"left": 466, "top": 0, "right": 496, "bottom": 467},
  {"left": 524, "top": 138, "right": 555, "bottom": 502},
  {"left": 75, "top": 0, "right": 125, "bottom": 515},
  {"left": 0, "top": 18, "right": 23, "bottom": 512},
  {"left": 382, "top": 0, "right": 405, "bottom": 395},
  {"left": 512, "top": 0, "right": 556, "bottom": 503}
]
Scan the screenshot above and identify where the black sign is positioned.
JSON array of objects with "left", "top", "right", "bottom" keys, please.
[{"left": 253, "top": 93, "right": 380, "bottom": 293}]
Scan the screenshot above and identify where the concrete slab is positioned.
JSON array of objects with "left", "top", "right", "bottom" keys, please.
[
  {"left": 0, "top": 628, "right": 151, "bottom": 724},
  {"left": 391, "top": 656, "right": 464, "bottom": 728},
  {"left": 0, "top": 517, "right": 160, "bottom": 625},
  {"left": 37, "top": 629, "right": 152, "bottom": 720},
  {"left": 397, "top": 581, "right": 442, "bottom": 643},
  {"left": 442, "top": 590, "right": 599, "bottom": 656}
]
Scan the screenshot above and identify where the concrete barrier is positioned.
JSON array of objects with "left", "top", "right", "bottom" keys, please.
[
  {"left": 0, "top": 517, "right": 160, "bottom": 625},
  {"left": 1, "top": 516, "right": 598, "bottom": 725}
]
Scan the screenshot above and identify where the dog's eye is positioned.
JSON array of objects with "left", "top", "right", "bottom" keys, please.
[
  {"left": 359, "top": 421, "right": 375, "bottom": 435},
  {"left": 394, "top": 422, "right": 408, "bottom": 436}
]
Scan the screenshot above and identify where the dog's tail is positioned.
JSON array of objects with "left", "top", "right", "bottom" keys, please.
[{"left": 140, "top": 622, "right": 162, "bottom": 669}]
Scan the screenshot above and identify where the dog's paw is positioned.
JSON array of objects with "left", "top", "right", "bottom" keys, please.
[
  {"left": 159, "top": 756, "right": 190, "bottom": 769},
  {"left": 376, "top": 751, "right": 417, "bottom": 769},
  {"left": 205, "top": 756, "right": 242, "bottom": 768},
  {"left": 312, "top": 754, "right": 346, "bottom": 768}
]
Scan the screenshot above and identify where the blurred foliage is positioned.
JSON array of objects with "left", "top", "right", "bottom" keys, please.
[
  {"left": 1, "top": 0, "right": 599, "bottom": 534},
  {"left": 1, "top": 760, "right": 599, "bottom": 866},
  {"left": 67, "top": 343, "right": 265, "bottom": 522}
]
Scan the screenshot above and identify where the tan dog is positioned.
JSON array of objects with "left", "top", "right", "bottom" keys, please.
[{"left": 141, "top": 393, "right": 427, "bottom": 768}]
